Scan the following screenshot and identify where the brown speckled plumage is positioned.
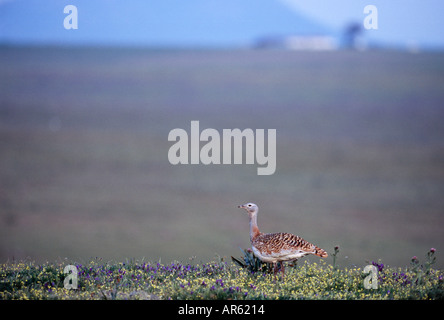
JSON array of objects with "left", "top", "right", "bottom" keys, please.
[
  {"left": 238, "top": 203, "right": 328, "bottom": 277},
  {"left": 253, "top": 232, "right": 328, "bottom": 258}
]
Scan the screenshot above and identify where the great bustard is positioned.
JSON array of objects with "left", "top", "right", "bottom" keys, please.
[{"left": 238, "top": 202, "right": 328, "bottom": 277}]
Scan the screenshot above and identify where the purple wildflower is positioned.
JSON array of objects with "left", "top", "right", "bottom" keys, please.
[{"left": 372, "top": 261, "right": 384, "bottom": 272}]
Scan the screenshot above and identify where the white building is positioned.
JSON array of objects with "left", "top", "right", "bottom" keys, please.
[{"left": 255, "top": 34, "right": 339, "bottom": 51}]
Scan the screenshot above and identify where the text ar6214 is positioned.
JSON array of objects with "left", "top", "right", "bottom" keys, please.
[{"left": 178, "top": 304, "right": 265, "bottom": 317}]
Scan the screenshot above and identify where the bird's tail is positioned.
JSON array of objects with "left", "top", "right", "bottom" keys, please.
[{"left": 313, "top": 246, "right": 328, "bottom": 258}]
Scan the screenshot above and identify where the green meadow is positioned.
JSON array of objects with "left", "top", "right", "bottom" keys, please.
[
  {"left": 1, "top": 47, "right": 444, "bottom": 273},
  {"left": 1, "top": 248, "right": 443, "bottom": 300}
]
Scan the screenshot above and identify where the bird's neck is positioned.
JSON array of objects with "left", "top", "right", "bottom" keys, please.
[{"left": 249, "top": 212, "right": 261, "bottom": 241}]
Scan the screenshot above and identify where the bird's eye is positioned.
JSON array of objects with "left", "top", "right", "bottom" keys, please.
[{"left": 248, "top": 204, "right": 252, "bottom": 207}]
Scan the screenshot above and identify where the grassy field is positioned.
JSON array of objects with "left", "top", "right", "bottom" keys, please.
[
  {"left": 1, "top": 248, "right": 442, "bottom": 300},
  {"left": 1, "top": 47, "right": 444, "bottom": 272}
]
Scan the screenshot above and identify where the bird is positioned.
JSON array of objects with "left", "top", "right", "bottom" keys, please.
[{"left": 238, "top": 202, "right": 328, "bottom": 278}]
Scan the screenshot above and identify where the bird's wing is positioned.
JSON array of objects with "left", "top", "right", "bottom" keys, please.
[{"left": 253, "top": 232, "right": 316, "bottom": 255}]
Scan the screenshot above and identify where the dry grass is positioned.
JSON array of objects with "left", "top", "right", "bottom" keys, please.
[{"left": 1, "top": 47, "right": 444, "bottom": 268}]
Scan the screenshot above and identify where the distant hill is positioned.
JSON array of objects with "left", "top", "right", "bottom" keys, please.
[{"left": 0, "top": 0, "right": 333, "bottom": 47}]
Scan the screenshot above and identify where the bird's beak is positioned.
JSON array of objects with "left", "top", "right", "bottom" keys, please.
[{"left": 238, "top": 205, "right": 245, "bottom": 209}]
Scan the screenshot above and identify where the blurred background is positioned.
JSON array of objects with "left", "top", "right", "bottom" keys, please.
[{"left": 1, "top": 0, "right": 444, "bottom": 269}]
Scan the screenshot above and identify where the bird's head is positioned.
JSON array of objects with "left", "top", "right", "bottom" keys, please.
[{"left": 238, "top": 203, "right": 258, "bottom": 216}]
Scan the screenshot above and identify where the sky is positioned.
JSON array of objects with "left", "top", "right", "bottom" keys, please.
[
  {"left": 1, "top": 0, "right": 443, "bottom": 49},
  {"left": 282, "top": 0, "right": 444, "bottom": 49}
]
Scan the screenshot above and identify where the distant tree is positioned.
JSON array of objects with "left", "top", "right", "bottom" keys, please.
[{"left": 343, "top": 22, "right": 362, "bottom": 49}]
